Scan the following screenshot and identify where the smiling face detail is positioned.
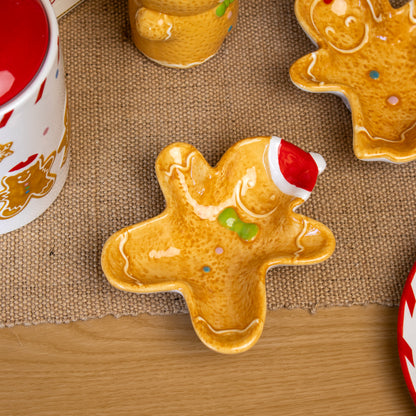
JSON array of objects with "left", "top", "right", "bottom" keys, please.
[
  {"left": 0, "top": 152, "right": 56, "bottom": 219},
  {"left": 101, "top": 137, "right": 335, "bottom": 354},
  {"left": 290, "top": 0, "right": 416, "bottom": 162}
]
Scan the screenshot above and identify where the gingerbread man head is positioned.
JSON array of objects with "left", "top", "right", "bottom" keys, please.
[{"left": 291, "top": 0, "right": 416, "bottom": 162}]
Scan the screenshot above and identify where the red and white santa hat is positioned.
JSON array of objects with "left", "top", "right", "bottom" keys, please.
[{"left": 268, "top": 136, "right": 326, "bottom": 201}]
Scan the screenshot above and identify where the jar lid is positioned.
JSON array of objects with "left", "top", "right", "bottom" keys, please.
[{"left": 0, "top": 0, "right": 50, "bottom": 106}]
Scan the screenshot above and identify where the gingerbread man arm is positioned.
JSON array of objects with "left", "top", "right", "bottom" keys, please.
[
  {"left": 290, "top": 50, "right": 343, "bottom": 94},
  {"left": 285, "top": 213, "right": 335, "bottom": 265},
  {"left": 135, "top": 8, "right": 174, "bottom": 41},
  {"left": 101, "top": 214, "right": 188, "bottom": 293},
  {"left": 155, "top": 142, "right": 214, "bottom": 210},
  {"left": 244, "top": 207, "right": 335, "bottom": 268}
]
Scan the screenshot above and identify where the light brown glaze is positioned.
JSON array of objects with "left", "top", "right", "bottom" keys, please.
[
  {"left": 0, "top": 153, "right": 56, "bottom": 219},
  {"left": 128, "top": 0, "right": 238, "bottom": 68},
  {"left": 290, "top": 0, "right": 416, "bottom": 162},
  {"left": 101, "top": 137, "right": 335, "bottom": 353}
]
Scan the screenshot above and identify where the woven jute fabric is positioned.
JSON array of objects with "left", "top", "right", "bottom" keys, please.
[{"left": 1, "top": 0, "right": 415, "bottom": 327}]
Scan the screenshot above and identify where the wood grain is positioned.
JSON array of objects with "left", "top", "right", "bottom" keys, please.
[{"left": 0, "top": 305, "right": 414, "bottom": 415}]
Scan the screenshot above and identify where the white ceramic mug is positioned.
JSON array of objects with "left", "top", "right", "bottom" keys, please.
[{"left": 0, "top": 0, "right": 69, "bottom": 234}]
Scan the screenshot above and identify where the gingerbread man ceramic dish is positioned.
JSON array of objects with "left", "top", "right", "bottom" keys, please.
[
  {"left": 101, "top": 137, "right": 336, "bottom": 354},
  {"left": 290, "top": 0, "right": 416, "bottom": 163},
  {"left": 128, "top": 0, "right": 238, "bottom": 68}
]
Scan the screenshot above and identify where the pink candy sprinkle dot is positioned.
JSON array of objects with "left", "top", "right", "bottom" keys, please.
[
  {"left": 215, "top": 247, "right": 224, "bottom": 255},
  {"left": 387, "top": 95, "right": 399, "bottom": 106},
  {"left": 43, "top": 127, "right": 49, "bottom": 135},
  {"left": 227, "top": 11, "right": 232, "bottom": 19}
]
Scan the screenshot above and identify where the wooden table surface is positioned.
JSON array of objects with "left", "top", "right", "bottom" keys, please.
[{"left": 0, "top": 305, "right": 414, "bottom": 415}]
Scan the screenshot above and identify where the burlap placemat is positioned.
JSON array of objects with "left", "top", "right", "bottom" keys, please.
[{"left": 1, "top": 0, "right": 415, "bottom": 327}]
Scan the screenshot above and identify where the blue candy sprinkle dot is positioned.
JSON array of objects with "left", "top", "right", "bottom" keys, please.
[
  {"left": 369, "top": 70, "right": 379, "bottom": 80},
  {"left": 203, "top": 266, "right": 211, "bottom": 273}
]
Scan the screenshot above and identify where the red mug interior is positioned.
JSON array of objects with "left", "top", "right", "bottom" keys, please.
[{"left": 0, "top": 0, "right": 50, "bottom": 106}]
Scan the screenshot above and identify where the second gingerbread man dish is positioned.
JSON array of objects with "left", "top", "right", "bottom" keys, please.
[{"left": 290, "top": 0, "right": 416, "bottom": 163}]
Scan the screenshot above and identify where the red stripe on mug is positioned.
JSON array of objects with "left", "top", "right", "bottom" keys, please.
[
  {"left": 57, "top": 37, "right": 60, "bottom": 63},
  {"left": 0, "top": 110, "right": 14, "bottom": 128},
  {"left": 9, "top": 154, "right": 38, "bottom": 172},
  {"left": 35, "top": 79, "right": 47, "bottom": 103}
]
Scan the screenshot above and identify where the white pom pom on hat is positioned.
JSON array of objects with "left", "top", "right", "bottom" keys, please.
[{"left": 268, "top": 136, "right": 326, "bottom": 201}]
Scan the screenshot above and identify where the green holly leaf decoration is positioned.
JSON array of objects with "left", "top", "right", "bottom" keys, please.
[{"left": 216, "top": 0, "right": 235, "bottom": 17}]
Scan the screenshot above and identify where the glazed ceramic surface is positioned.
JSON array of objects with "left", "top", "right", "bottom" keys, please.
[
  {"left": 101, "top": 137, "right": 336, "bottom": 354},
  {"left": 128, "top": 0, "right": 238, "bottom": 68},
  {"left": 0, "top": 0, "right": 69, "bottom": 234},
  {"left": 398, "top": 260, "right": 416, "bottom": 405},
  {"left": 290, "top": 0, "right": 416, "bottom": 163}
]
